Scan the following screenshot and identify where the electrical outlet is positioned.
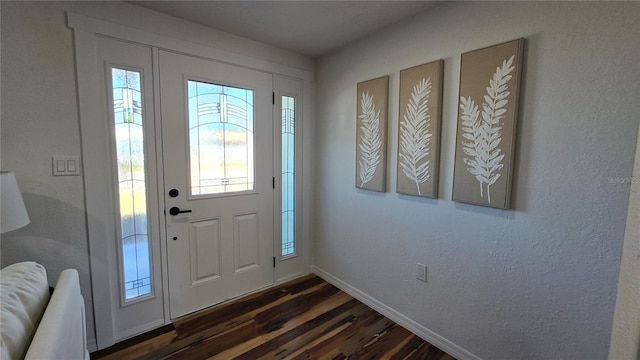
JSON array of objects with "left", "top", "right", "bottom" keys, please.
[{"left": 416, "top": 263, "right": 427, "bottom": 282}]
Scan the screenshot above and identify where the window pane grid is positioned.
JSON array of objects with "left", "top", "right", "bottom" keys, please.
[
  {"left": 282, "top": 96, "right": 295, "bottom": 256},
  {"left": 112, "top": 68, "right": 152, "bottom": 301}
]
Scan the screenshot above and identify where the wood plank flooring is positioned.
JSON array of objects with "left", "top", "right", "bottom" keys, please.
[{"left": 92, "top": 274, "right": 454, "bottom": 360}]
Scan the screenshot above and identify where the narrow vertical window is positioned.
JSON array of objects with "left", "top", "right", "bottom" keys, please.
[
  {"left": 282, "top": 96, "right": 296, "bottom": 256},
  {"left": 111, "top": 68, "right": 152, "bottom": 301}
]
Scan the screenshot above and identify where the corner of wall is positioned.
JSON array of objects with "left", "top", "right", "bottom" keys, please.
[{"left": 609, "top": 125, "right": 640, "bottom": 360}]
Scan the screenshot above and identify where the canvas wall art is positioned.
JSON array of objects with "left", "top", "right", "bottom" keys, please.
[
  {"left": 356, "top": 76, "right": 389, "bottom": 192},
  {"left": 396, "top": 60, "right": 444, "bottom": 198},
  {"left": 452, "top": 38, "right": 524, "bottom": 209}
]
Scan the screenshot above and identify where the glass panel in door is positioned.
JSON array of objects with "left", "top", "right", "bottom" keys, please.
[{"left": 188, "top": 81, "right": 255, "bottom": 196}]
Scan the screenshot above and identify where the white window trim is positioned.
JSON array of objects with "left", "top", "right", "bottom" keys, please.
[
  {"left": 105, "top": 63, "right": 157, "bottom": 306},
  {"left": 274, "top": 75, "right": 306, "bottom": 283},
  {"left": 68, "top": 12, "right": 313, "bottom": 350}
]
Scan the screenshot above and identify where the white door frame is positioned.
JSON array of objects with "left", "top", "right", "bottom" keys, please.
[
  {"left": 160, "top": 51, "right": 275, "bottom": 318},
  {"left": 68, "top": 12, "right": 313, "bottom": 350},
  {"left": 273, "top": 75, "right": 306, "bottom": 283}
]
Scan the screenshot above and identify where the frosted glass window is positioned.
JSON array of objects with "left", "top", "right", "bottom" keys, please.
[
  {"left": 188, "top": 80, "right": 254, "bottom": 195},
  {"left": 282, "top": 96, "right": 295, "bottom": 256},
  {"left": 111, "top": 68, "right": 151, "bottom": 301}
]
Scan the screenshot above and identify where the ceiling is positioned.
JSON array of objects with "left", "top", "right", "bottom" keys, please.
[{"left": 130, "top": 1, "right": 441, "bottom": 58}]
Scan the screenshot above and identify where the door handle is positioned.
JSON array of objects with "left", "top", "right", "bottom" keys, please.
[{"left": 169, "top": 206, "right": 192, "bottom": 216}]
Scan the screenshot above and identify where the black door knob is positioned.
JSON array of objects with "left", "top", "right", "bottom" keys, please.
[
  {"left": 169, "top": 189, "right": 179, "bottom": 197},
  {"left": 169, "top": 206, "right": 192, "bottom": 216}
]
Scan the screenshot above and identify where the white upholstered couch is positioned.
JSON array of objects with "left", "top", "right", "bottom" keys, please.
[{"left": 0, "top": 262, "right": 89, "bottom": 360}]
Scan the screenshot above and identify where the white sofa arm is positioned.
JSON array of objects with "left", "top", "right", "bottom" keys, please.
[{"left": 24, "top": 269, "right": 88, "bottom": 360}]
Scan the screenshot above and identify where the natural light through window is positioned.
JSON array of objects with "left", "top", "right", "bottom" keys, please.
[
  {"left": 282, "top": 96, "right": 295, "bottom": 256},
  {"left": 187, "top": 80, "right": 255, "bottom": 196},
  {"left": 111, "top": 68, "right": 152, "bottom": 301}
]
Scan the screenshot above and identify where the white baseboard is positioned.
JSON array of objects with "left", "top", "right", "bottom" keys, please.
[
  {"left": 87, "top": 338, "right": 97, "bottom": 353},
  {"left": 311, "top": 265, "right": 481, "bottom": 360},
  {"left": 276, "top": 271, "right": 307, "bottom": 285},
  {"left": 116, "top": 319, "right": 166, "bottom": 343}
]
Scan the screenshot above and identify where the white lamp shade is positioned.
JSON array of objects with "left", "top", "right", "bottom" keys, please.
[{"left": 1, "top": 171, "right": 30, "bottom": 233}]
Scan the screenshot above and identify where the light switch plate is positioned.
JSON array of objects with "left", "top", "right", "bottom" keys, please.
[
  {"left": 416, "top": 263, "right": 427, "bottom": 282},
  {"left": 52, "top": 156, "right": 81, "bottom": 176}
]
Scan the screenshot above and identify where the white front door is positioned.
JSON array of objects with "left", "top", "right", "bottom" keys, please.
[{"left": 159, "top": 51, "right": 274, "bottom": 318}]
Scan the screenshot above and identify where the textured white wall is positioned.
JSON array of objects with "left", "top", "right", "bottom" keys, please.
[
  {"left": 314, "top": 2, "right": 639, "bottom": 359},
  {"left": 609, "top": 124, "right": 640, "bottom": 359},
  {"left": 1, "top": 0, "right": 314, "bottom": 349},
  {"left": 1, "top": 1, "right": 96, "bottom": 344}
]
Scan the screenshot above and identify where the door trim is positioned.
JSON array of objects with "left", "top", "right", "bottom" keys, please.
[
  {"left": 273, "top": 75, "right": 305, "bottom": 283},
  {"left": 67, "top": 13, "right": 313, "bottom": 82},
  {"left": 68, "top": 12, "right": 313, "bottom": 349}
]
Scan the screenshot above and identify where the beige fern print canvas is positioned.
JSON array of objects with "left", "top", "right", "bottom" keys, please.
[
  {"left": 356, "top": 76, "right": 388, "bottom": 192},
  {"left": 453, "top": 39, "right": 524, "bottom": 209},
  {"left": 397, "top": 60, "right": 444, "bottom": 198}
]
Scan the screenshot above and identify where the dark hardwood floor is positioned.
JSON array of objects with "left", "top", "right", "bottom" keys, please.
[{"left": 92, "top": 274, "right": 454, "bottom": 360}]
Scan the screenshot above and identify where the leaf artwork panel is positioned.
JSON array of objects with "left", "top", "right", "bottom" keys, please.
[
  {"left": 399, "top": 78, "right": 431, "bottom": 193},
  {"left": 453, "top": 39, "right": 524, "bottom": 209},
  {"left": 460, "top": 55, "right": 513, "bottom": 203},
  {"left": 356, "top": 76, "right": 388, "bottom": 192},
  {"left": 359, "top": 92, "right": 382, "bottom": 187},
  {"left": 396, "top": 60, "right": 444, "bottom": 198}
]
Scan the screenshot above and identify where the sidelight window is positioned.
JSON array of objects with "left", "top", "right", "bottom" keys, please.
[
  {"left": 281, "top": 96, "right": 296, "bottom": 256},
  {"left": 111, "top": 67, "right": 152, "bottom": 301}
]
